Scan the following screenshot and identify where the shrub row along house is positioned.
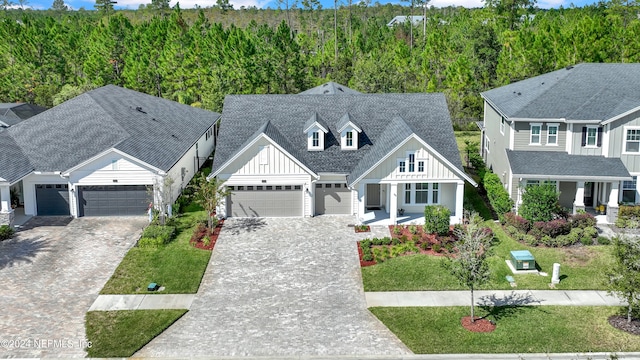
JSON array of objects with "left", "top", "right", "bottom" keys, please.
[
  {"left": 0, "top": 86, "right": 219, "bottom": 226},
  {"left": 480, "top": 63, "right": 639, "bottom": 223},
  {"left": 209, "top": 82, "right": 475, "bottom": 224}
]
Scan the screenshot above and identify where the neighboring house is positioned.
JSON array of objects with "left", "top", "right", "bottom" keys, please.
[
  {"left": 387, "top": 16, "right": 425, "bottom": 27},
  {"left": 480, "top": 63, "right": 640, "bottom": 223},
  {"left": 0, "top": 103, "right": 47, "bottom": 130},
  {"left": 209, "top": 83, "right": 475, "bottom": 225},
  {"left": 0, "top": 85, "right": 220, "bottom": 226}
]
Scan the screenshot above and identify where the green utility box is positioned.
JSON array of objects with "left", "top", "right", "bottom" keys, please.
[{"left": 510, "top": 250, "right": 535, "bottom": 270}]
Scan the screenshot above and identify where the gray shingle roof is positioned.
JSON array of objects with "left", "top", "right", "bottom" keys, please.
[
  {"left": 506, "top": 150, "right": 631, "bottom": 180},
  {"left": 299, "top": 82, "right": 361, "bottom": 95},
  {"left": 336, "top": 113, "right": 361, "bottom": 133},
  {"left": 0, "top": 103, "right": 47, "bottom": 127},
  {"left": 0, "top": 85, "right": 219, "bottom": 183},
  {"left": 213, "top": 92, "right": 467, "bottom": 185},
  {"left": 482, "top": 63, "right": 640, "bottom": 120},
  {"left": 0, "top": 132, "right": 34, "bottom": 183}
]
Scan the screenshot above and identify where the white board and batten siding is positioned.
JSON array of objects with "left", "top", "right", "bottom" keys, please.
[
  {"left": 360, "top": 139, "right": 461, "bottom": 182},
  {"left": 165, "top": 129, "right": 216, "bottom": 203}
]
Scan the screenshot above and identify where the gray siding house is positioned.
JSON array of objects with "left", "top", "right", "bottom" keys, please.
[{"left": 481, "top": 63, "right": 640, "bottom": 223}]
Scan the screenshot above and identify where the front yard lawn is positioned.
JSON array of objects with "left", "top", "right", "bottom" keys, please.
[
  {"left": 362, "top": 222, "right": 613, "bottom": 291},
  {"left": 86, "top": 310, "right": 186, "bottom": 357},
  {"left": 101, "top": 208, "right": 212, "bottom": 294},
  {"left": 371, "top": 306, "right": 640, "bottom": 354}
]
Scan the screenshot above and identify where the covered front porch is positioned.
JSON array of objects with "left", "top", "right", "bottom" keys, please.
[{"left": 356, "top": 180, "right": 465, "bottom": 226}]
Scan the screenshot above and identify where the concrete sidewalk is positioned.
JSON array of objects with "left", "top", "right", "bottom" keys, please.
[
  {"left": 365, "top": 290, "right": 625, "bottom": 307},
  {"left": 88, "top": 294, "right": 195, "bottom": 311}
]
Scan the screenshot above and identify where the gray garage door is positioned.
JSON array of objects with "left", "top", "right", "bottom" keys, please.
[
  {"left": 78, "top": 185, "right": 151, "bottom": 217},
  {"left": 36, "top": 184, "right": 70, "bottom": 216},
  {"left": 228, "top": 185, "right": 302, "bottom": 217},
  {"left": 315, "top": 183, "right": 351, "bottom": 215}
]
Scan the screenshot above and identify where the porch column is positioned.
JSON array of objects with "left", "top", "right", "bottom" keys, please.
[
  {"left": 455, "top": 180, "right": 464, "bottom": 223},
  {"left": 607, "top": 181, "right": 620, "bottom": 224},
  {"left": 0, "top": 185, "right": 14, "bottom": 227},
  {"left": 574, "top": 181, "right": 585, "bottom": 214},
  {"left": 389, "top": 182, "right": 397, "bottom": 224}
]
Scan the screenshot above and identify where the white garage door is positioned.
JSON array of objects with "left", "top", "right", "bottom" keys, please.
[
  {"left": 228, "top": 185, "right": 302, "bottom": 217},
  {"left": 315, "top": 183, "right": 351, "bottom": 215}
]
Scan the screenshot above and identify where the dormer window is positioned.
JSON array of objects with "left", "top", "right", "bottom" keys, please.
[
  {"left": 304, "top": 112, "right": 329, "bottom": 151},
  {"left": 337, "top": 113, "right": 362, "bottom": 150}
]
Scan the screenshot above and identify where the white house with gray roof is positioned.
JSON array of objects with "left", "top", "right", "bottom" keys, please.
[
  {"left": 480, "top": 63, "right": 640, "bottom": 223},
  {"left": 0, "top": 85, "right": 220, "bottom": 226},
  {"left": 209, "top": 83, "right": 475, "bottom": 225}
]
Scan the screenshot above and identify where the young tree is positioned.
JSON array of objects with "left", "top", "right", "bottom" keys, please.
[
  {"left": 190, "top": 174, "right": 231, "bottom": 229},
  {"left": 607, "top": 235, "right": 640, "bottom": 323},
  {"left": 51, "top": 0, "right": 68, "bottom": 11},
  {"left": 444, "top": 212, "right": 493, "bottom": 322}
]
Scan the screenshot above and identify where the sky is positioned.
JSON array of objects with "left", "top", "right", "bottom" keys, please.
[{"left": 18, "top": 0, "right": 596, "bottom": 17}]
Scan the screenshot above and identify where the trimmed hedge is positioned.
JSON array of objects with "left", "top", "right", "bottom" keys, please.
[
  {"left": 0, "top": 225, "right": 14, "bottom": 241},
  {"left": 138, "top": 225, "right": 176, "bottom": 248},
  {"left": 424, "top": 205, "right": 451, "bottom": 236},
  {"left": 483, "top": 172, "right": 513, "bottom": 220}
]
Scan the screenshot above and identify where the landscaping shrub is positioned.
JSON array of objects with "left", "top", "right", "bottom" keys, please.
[
  {"left": 392, "top": 237, "right": 401, "bottom": 245},
  {"left": 424, "top": 205, "right": 451, "bottom": 235},
  {"left": 483, "top": 172, "right": 513, "bottom": 220},
  {"left": 138, "top": 237, "right": 164, "bottom": 248},
  {"left": 0, "top": 225, "right": 15, "bottom": 241},
  {"left": 409, "top": 225, "right": 418, "bottom": 234},
  {"left": 569, "top": 213, "right": 597, "bottom": 229},
  {"left": 616, "top": 205, "right": 640, "bottom": 229},
  {"left": 567, "top": 228, "right": 583, "bottom": 244},
  {"left": 580, "top": 236, "right": 594, "bottom": 246},
  {"left": 519, "top": 183, "right": 564, "bottom": 222},
  {"left": 420, "top": 242, "right": 430, "bottom": 250},
  {"left": 529, "top": 219, "right": 571, "bottom": 239},
  {"left": 381, "top": 237, "right": 392, "bottom": 245},
  {"left": 432, "top": 243, "right": 442, "bottom": 253},
  {"left": 142, "top": 225, "right": 176, "bottom": 245},
  {"left": 597, "top": 236, "right": 611, "bottom": 245},
  {"left": 583, "top": 226, "right": 598, "bottom": 239},
  {"left": 523, "top": 234, "right": 538, "bottom": 246},
  {"left": 503, "top": 212, "right": 530, "bottom": 233}
]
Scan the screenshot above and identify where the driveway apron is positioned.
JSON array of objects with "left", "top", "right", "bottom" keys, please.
[
  {"left": 135, "top": 217, "right": 411, "bottom": 357},
  {"left": 0, "top": 217, "right": 145, "bottom": 358}
]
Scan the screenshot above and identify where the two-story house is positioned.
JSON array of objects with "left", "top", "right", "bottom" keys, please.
[
  {"left": 480, "top": 63, "right": 639, "bottom": 223},
  {"left": 209, "top": 82, "right": 476, "bottom": 224}
]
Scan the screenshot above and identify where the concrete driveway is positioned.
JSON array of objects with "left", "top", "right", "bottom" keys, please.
[
  {"left": 135, "top": 217, "right": 411, "bottom": 357},
  {"left": 0, "top": 216, "right": 146, "bottom": 358}
]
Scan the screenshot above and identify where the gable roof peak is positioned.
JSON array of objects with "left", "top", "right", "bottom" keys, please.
[
  {"left": 299, "top": 82, "right": 361, "bottom": 95},
  {"left": 303, "top": 112, "right": 329, "bottom": 133},
  {"left": 337, "top": 112, "right": 362, "bottom": 133}
]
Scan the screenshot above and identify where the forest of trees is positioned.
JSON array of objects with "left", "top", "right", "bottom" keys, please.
[{"left": 0, "top": 0, "right": 639, "bottom": 125}]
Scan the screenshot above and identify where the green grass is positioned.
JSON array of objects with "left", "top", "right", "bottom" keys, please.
[
  {"left": 101, "top": 207, "right": 212, "bottom": 294},
  {"left": 371, "top": 306, "right": 640, "bottom": 354},
  {"left": 86, "top": 310, "right": 187, "bottom": 357},
  {"left": 362, "top": 222, "right": 613, "bottom": 291},
  {"left": 465, "top": 181, "right": 494, "bottom": 220},
  {"left": 455, "top": 130, "right": 481, "bottom": 166}
]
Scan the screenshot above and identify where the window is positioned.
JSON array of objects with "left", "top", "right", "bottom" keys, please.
[
  {"left": 547, "top": 124, "right": 558, "bottom": 145},
  {"left": 415, "top": 183, "right": 429, "bottom": 203},
  {"left": 500, "top": 117, "right": 505, "bottom": 135},
  {"left": 484, "top": 135, "right": 490, "bottom": 153},
  {"left": 623, "top": 176, "right": 637, "bottom": 203},
  {"left": 586, "top": 127, "right": 597, "bottom": 146},
  {"left": 346, "top": 131, "right": 353, "bottom": 147},
  {"left": 525, "top": 180, "right": 557, "bottom": 188},
  {"left": 625, "top": 128, "right": 640, "bottom": 153},
  {"left": 408, "top": 154, "right": 415, "bottom": 172},
  {"left": 312, "top": 132, "right": 320, "bottom": 147},
  {"left": 530, "top": 124, "right": 541, "bottom": 144},
  {"left": 399, "top": 161, "right": 406, "bottom": 173},
  {"left": 432, "top": 183, "right": 439, "bottom": 203},
  {"left": 418, "top": 161, "right": 424, "bottom": 172},
  {"left": 405, "top": 184, "right": 411, "bottom": 203}
]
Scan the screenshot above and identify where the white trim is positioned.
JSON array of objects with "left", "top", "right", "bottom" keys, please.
[
  {"left": 602, "top": 105, "right": 640, "bottom": 125},
  {"left": 622, "top": 126, "right": 640, "bottom": 155},
  {"left": 484, "top": 135, "right": 490, "bottom": 153},
  {"left": 566, "top": 123, "right": 573, "bottom": 153},
  {"left": 210, "top": 133, "right": 319, "bottom": 180},
  {"left": 303, "top": 121, "right": 329, "bottom": 134},
  {"left": 63, "top": 148, "right": 164, "bottom": 176},
  {"left": 509, "top": 121, "right": 515, "bottom": 150},
  {"left": 500, "top": 117, "right": 505, "bottom": 135},
  {"left": 602, "top": 123, "right": 610, "bottom": 157},
  {"left": 349, "top": 134, "right": 477, "bottom": 187},
  {"left": 337, "top": 121, "right": 362, "bottom": 133},
  {"left": 400, "top": 182, "right": 440, "bottom": 206},
  {"left": 584, "top": 125, "right": 599, "bottom": 148}
]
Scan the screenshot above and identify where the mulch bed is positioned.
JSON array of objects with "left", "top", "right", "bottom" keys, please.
[
  {"left": 357, "top": 242, "right": 377, "bottom": 267},
  {"left": 355, "top": 225, "right": 371, "bottom": 233},
  {"left": 190, "top": 219, "right": 224, "bottom": 250},
  {"left": 461, "top": 316, "right": 496, "bottom": 332},
  {"left": 608, "top": 315, "right": 640, "bottom": 336}
]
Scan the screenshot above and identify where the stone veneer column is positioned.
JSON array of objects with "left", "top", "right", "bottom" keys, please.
[
  {"left": 607, "top": 181, "right": 620, "bottom": 224},
  {"left": 573, "top": 181, "right": 585, "bottom": 214}
]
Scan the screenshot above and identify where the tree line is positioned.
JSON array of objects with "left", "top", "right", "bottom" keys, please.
[{"left": 0, "top": 0, "right": 639, "bottom": 124}]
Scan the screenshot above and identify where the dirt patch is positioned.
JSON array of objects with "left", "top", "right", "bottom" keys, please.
[
  {"left": 609, "top": 315, "right": 640, "bottom": 336},
  {"left": 561, "top": 246, "right": 596, "bottom": 267},
  {"left": 461, "top": 316, "right": 496, "bottom": 332}
]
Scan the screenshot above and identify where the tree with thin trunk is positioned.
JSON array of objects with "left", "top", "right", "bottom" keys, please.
[
  {"left": 607, "top": 235, "right": 640, "bottom": 323},
  {"left": 444, "top": 212, "right": 493, "bottom": 322},
  {"left": 190, "top": 173, "right": 231, "bottom": 229}
]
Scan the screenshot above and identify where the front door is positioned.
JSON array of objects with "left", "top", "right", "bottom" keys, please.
[
  {"left": 366, "top": 184, "right": 380, "bottom": 209},
  {"left": 584, "top": 182, "right": 594, "bottom": 207}
]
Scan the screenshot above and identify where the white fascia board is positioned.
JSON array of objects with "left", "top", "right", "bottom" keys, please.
[
  {"left": 510, "top": 117, "right": 566, "bottom": 123},
  {"left": 481, "top": 97, "right": 510, "bottom": 120},
  {"left": 337, "top": 121, "right": 362, "bottom": 133},
  {"left": 303, "top": 122, "right": 329, "bottom": 134},
  {"left": 602, "top": 105, "right": 640, "bottom": 125},
  {"left": 512, "top": 174, "right": 632, "bottom": 181},
  {"left": 209, "top": 133, "right": 318, "bottom": 180},
  {"left": 62, "top": 148, "right": 164, "bottom": 177}
]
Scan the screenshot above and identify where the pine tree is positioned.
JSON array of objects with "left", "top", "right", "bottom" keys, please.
[
  {"left": 51, "top": 0, "right": 68, "bottom": 11},
  {"left": 94, "top": 0, "right": 116, "bottom": 16}
]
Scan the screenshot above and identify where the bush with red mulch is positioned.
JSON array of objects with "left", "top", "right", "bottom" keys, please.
[
  {"left": 460, "top": 316, "right": 496, "bottom": 332},
  {"left": 190, "top": 220, "right": 224, "bottom": 250},
  {"left": 388, "top": 224, "right": 457, "bottom": 256},
  {"left": 357, "top": 242, "right": 377, "bottom": 267}
]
